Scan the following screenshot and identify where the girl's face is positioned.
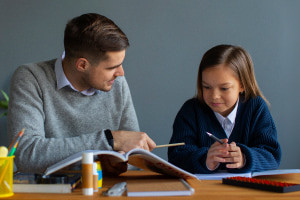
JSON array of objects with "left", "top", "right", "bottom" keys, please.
[{"left": 202, "top": 64, "right": 244, "bottom": 117}]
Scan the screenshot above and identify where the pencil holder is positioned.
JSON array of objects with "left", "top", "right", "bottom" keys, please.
[{"left": 0, "top": 156, "right": 14, "bottom": 198}]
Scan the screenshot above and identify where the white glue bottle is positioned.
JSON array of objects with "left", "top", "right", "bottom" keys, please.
[{"left": 82, "top": 152, "right": 94, "bottom": 195}]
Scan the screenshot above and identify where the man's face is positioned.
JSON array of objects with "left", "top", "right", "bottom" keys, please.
[{"left": 83, "top": 50, "right": 126, "bottom": 92}]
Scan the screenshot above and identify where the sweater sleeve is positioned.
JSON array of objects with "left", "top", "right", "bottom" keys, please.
[
  {"left": 168, "top": 100, "right": 213, "bottom": 174},
  {"left": 7, "top": 66, "right": 112, "bottom": 173},
  {"left": 229, "top": 99, "right": 281, "bottom": 173}
]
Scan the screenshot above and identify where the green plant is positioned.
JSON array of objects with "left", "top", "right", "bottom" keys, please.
[{"left": 0, "top": 90, "right": 9, "bottom": 117}]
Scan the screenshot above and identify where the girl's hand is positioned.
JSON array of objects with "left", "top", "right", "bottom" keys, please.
[
  {"left": 206, "top": 139, "right": 228, "bottom": 170},
  {"left": 224, "top": 142, "right": 244, "bottom": 169}
]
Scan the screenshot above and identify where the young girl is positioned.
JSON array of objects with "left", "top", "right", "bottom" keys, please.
[{"left": 168, "top": 44, "right": 281, "bottom": 174}]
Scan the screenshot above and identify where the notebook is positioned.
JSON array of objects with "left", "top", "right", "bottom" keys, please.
[
  {"left": 126, "top": 177, "right": 194, "bottom": 197},
  {"left": 196, "top": 169, "right": 300, "bottom": 180}
]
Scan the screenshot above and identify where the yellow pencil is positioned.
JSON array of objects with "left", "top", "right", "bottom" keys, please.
[{"left": 155, "top": 142, "right": 185, "bottom": 148}]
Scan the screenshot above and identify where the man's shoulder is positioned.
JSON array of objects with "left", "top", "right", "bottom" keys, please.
[
  {"left": 14, "top": 59, "right": 56, "bottom": 76},
  {"left": 111, "top": 76, "right": 129, "bottom": 92},
  {"left": 11, "top": 59, "right": 57, "bottom": 88}
]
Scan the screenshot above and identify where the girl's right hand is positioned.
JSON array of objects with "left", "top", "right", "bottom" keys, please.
[{"left": 206, "top": 139, "right": 228, "bottom": 170}]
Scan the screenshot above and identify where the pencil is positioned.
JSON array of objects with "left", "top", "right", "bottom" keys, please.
[
  {"left": 155, "top": 142, "right": 185, "bottom": 148},
  {"left": 8, "top": 141, "right": 19, "bottom": 157},
  {"left": 206, "top": 132, "right": 225, "bottom": 144},
  {"left": 8, "top": 128, "right": 25, "bottom": 151},
  {"left": 8, "top": 128, "right": 25, "bottom": 156}
]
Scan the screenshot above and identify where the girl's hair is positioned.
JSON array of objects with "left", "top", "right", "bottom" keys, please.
[{"left": 196, "top": 44, "right": 269, "bottom": 106}]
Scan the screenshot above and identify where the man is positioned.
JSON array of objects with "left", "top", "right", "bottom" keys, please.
[{"left": 7, "top": 13, "right": 156, "bottom": 173}]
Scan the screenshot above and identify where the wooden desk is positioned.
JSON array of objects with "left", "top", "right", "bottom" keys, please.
[{"left": 7, "top": 171, "right": 300, "bottom": 200}]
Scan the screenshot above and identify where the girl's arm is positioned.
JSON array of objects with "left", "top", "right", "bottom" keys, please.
[
  {"left": 168, "top": 100, "right": 215, "bottom": 174},
  {"left": 228, "top": 99, "right": 281, "bottom": 173}
]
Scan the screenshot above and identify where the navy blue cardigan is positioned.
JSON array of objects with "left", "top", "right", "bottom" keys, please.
[{"left": 168, "top": 96, "right": 281, "bottom": 174}]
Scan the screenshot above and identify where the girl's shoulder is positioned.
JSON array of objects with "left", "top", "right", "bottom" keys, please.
[
  {"left": 179, "top": 98, "right": 211, "bottom": 114},
  {"left": 241, "top": 96, "right": 268, "bottom": 108},
  {"left": 239, "top": 95, "right": 270, "bottom": 116}
]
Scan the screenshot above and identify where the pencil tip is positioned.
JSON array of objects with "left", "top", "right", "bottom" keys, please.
[{"left": 19, "top": 128, "right": 25, "bottom": 136}]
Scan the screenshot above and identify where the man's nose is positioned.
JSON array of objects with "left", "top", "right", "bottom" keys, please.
[{"left": 115, "top": 66, "right": 124, "bottom": 76}]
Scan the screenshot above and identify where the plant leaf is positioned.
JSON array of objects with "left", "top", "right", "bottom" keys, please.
[
  {"left": 0, "top": 101, "right": 8, "bottom": 109},
  {"left": 1, "top": 90, "right": 9, "bottom": 101}
]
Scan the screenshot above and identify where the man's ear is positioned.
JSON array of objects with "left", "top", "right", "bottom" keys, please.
[{"left": 75, "top": 58, "right": 89, "bottom": 72}]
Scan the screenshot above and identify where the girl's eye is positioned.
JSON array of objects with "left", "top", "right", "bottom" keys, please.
[
  {"left": 202, "top": 86, "right": 210, "bottom": 89},
  {"left": 221, "top": 88, "right": 229, "bottom": 91}
]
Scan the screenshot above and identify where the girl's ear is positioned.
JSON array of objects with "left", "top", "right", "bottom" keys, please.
[
  {"left": 75, "top": 58, "right": 90, "bottom": 72},
  {"left": 239, "top": 84, "right": 245, "bottom": 94}
]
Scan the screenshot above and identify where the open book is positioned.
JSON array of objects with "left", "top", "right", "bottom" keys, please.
[
  {"left": 196, "top": 169, "right": 300, "bottom": 180},
  {"left": 44, "top": 148, "right": 197, "bottom": 179}
]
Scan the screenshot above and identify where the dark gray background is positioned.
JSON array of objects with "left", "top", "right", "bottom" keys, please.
[{"left": 0, "top": 0, "right": 299, "bottom": 169}]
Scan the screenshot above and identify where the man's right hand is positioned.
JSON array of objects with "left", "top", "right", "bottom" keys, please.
[{"left": 111, "top": 130, "right": 156, "bottom": 152}]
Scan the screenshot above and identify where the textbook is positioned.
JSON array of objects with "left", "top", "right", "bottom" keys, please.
[
  {"left": 196, "top": 169, "right": 300, "bottom": 180},
  {"left": 44, "top": 148, "right": 197, "bottom": 179},
  {"left": 127, "top": 177, "right": 194, "bottom": 197},
  {"left": 13, "top": 173, "right": 81, "bottom": 193}
]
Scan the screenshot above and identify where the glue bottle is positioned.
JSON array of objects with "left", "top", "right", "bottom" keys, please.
[
  {"left": 82, "top": 152, "right": 93, "bottom": 195},
  {"left": 93, "top": 162, "right": 98, "bottom": 192},
  {"left": 96, "top": 161, "right": 102, "bottom": 189}
]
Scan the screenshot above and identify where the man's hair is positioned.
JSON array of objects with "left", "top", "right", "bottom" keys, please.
[
  {"left": 64, "top": 13, "right": 129, "bottom": 64},
  {"left": 196, "top": 44, "right": 269, "bottom": 106}
]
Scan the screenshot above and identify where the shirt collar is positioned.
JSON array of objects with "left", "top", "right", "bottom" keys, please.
[
  {"left": 54, "top": 52, "right": 99, "bottom": 96},
  {"left": 214, "top": 98, "right": 239, "bottom": 125}
]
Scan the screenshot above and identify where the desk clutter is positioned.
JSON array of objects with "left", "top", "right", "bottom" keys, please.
[
  {"left": 222, "top": 176, "right": 300, "bottom": 193},
  {"left": 0, "top": 129, "right": 25, "bottom": 198},
  {"left": 13, "top": 173, "right": 81, "bottom": 193}
]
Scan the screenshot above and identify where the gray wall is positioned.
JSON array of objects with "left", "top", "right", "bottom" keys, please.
[{"left": 0, "top": 0, "right": 299, "bottom": 169}]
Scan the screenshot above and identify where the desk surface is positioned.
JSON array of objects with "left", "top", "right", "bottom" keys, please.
[{"left": 7, "top": 170, "right": 300, "bottom": 200}]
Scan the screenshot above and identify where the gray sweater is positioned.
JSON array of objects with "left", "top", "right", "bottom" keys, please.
[{"left": 8, "top": 59, "right": 139, "bottom": 173}]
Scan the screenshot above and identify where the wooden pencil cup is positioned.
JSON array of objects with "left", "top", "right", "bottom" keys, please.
[{"left": 0, "top": 156, "right": 14, "bottom": 198}]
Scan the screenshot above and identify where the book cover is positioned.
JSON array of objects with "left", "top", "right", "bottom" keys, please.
[
  {"left": 126, "top": 177, "right": 194, "bottom": 197},
  {"left": 13, "top": 173, "right": 81, "bottom": 193},
  {"left": 44, "top": 148, "right": 197, "bottom": 179}
]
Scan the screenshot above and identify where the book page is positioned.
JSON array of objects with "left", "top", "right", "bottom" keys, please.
[
  {"left": 126, "top": 149, "right": 196, "bottom": 179},
  {"left": 44, "top": 150, "right": 126, "bottom": 175}
]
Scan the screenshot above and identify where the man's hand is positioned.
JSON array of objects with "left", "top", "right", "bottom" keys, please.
[{"left": 111, "top": 130, "right": 156, "bottom": 152}]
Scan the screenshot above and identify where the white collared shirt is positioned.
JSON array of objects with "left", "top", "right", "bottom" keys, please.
[
  {"left": 54, "top": 52, "right": 98, "bottom": 96},
  {"left": 214, "top": 99, "right": 239, "bottom": 138}
]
